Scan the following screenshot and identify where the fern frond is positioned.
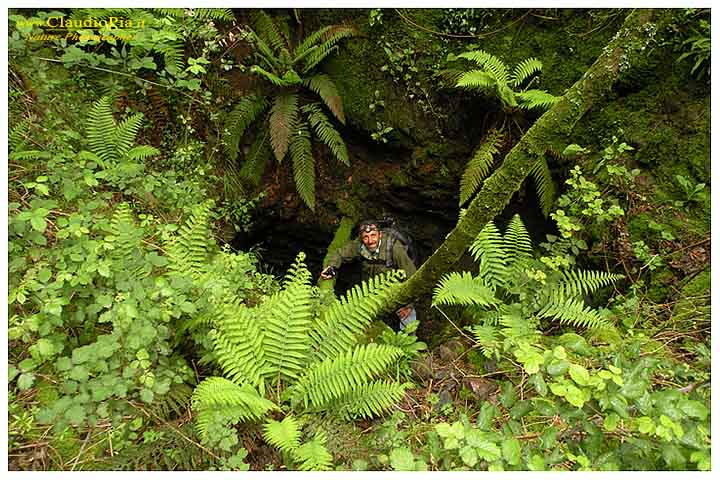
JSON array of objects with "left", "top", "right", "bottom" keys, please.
[
  {"left": 527, "top": 157, "right": 555, "bottom": 217},
  {"left": 432, "top": 272, "right": 497, "bottom": 307},
  {"left": 289, "top": 117, "right": 316, "bottom": 211},
  {"left": 293, "top": 25, "right": 332, "bottom": 61},
  {"left": 468, "top": 324, "right": 501, "bottom": 358},
  {"left": 270, "top": 93, "right": 299, "bottom": 162},
  {"left": 87, "top": 96, "right": 118, "bottom": 162},
  {"left": 106, "top": 203, "right": 142, "bottom": 261},
  {"left": 303, "top": 103, "right": 349, "bottom": 165},
  {"left": 240, "top": 123, "right": 272, "bottom": 182},
  {"left": 291, "top": 344, "right": 403, "bottom": 410},
  {"left": 556, "top": 270, "right": 624, "bottom": 299},
  {"left": 301, "top": 25, "right": 357, "bottom": 74},
  {"left": 113, "top": 112, "right": 144, "bottom": 158},
  {"left": 499, "top": 307, "right": 542, "bottom": 344},
  {"left": 126, "top": 145, "right": 160, "bottom": 161},
  {"left": 459, "top": 129, "right": 504, "bottom": 205},
  {"left": 224, "top": 95, "right": 268, "bottom": 160},
  {"left": 310, "top": 270, "right": 405, "bottom": 362},
  {"left": 510, "top": 57, "right": 543, "bottom": 87},
  {"left": 261, "top": 264, "right": 313, "bottom": 381},
  {"left": 294, "top": 432, "right": 333, "bottom": 471},
  {"left": 153, "top": 382, "right": 194, "bottom": 420},
  {"left": 250, "top": 65, "right": 288, "bottom": 86},
  {"left": 516, "top": 90, "right": 561, "bottom": 111},
  {"left": 165, "top": 201, "right": 215, "bottom": 277},
  {"left": 538, "top": 292, "right": 611, "bottom": 330},
  {"left": 263, "top": 416, "right": 302, "bottom": 454},
  {"left": 283, "top": 251, "right": 313, "bottom": 289},
  {"left": 190, "top": 8, "right": 234, "bottom": 21},
  {"left": 192, "top": 377, "right": 277, "bottom": 442},
  {"left": 9, "top": 150, "right": 50, "bottom": 161},
  {"left": 455, "top": 70, "right": 496, "bottom": 91},
  {"left": 458, "top": 50, "right": 509, "bottom": 85},
  {"left": 303, "top": 75, "right": 345, "bottom": 124},
  {"left": 9, "top": 117, "right": 33, "bottom": 152},
  {"left": 435, "top": 68, "right": 465, "bottom": 88},
  {"left": 332, "top": 380, "right": 407, "bottom": 420},
  {"left": 504, "top": 214, "right": 533, "bottom": 270},
  {"left": 469, "top": 221, "right": 508, "bottom": 289},
  {"left": 160, "top": 43, "right": 185, "bottom": 75},
  {"left": 212, "top": 302, "right": 267, "bottom": 387},
  {"left": 250, "top": 10, "right": 287, "bottom": 51}
]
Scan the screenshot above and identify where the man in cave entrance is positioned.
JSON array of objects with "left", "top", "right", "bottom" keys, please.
[{"left": 320, "top": 219, "right": 417, "bottom": 331}]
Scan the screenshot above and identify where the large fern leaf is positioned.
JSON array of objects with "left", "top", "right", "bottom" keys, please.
[
  {"left": 263, "top": 416, "right": 302, "bottom": 454},
  {"left": 455, "top": 70, "right": 496, "bottom": 91},
  {"left": 432, "top": 272, "right": 497, "bottom": 307},
  {"left": 503, "top": 214, "right": 533, "bottom": 270},
  {"left": 289, "top": 118, "right": 316, "bottom": 211},
  {"left": 250, "top": 10, "right": 287, "bottom": 51},
  {"left": 510, "top": 57, "right": 543, "bottom": 87},
  {"left": 239, "top": 123, "right": 272, "bottom": 182},
  {"left": 516, "top": 90, "right": 561, "bottom": 111},
  {"left": 270, "top": 93, "right": 299, "bottom": 162},
  {"left": 303, "top": 75, "right": 345, "bottom": 124},
  {"left": 212, "top": 302, "right": 267, "bottom": 387},
  {"left": 191, "top": 377, "right": 277, "bottom": 442},
  {"left": 165, "top": 201, "right": 215, "bottom": 277},
  {"left": 527, "top": 157, "right": 555, "bottom": 217},
  {"left": 468, "top": 324, "right": 501, "bottom": 358},
  {"left": 290, "top": 344, "right": 403, "bottom": 411},
  {"left": 459, "top": 129, "right": 504, "bottom": 205},
  {"left": 224, "top": 95, "right": 268, "bottom": 160},
  {"left": 302, "top": 103, "right": 349, "bottom": 165},
  {"left": 556, "top": 270, "right": 624, "bottom": 299},
  {"left": 331, "top": 380, "right": 407, "bottom": 420},
  {"left": 537, "top": 292, "right": 611, "bottom": 330},
  {"left": 310, "top": 270, "right": 405, "bottom": 362},
  {"left": 113, "top": 113, "right": 144, "bottom": 158},
  {"left": 458, "top": 50, "right": 509, "bottom": 85},
  {"left": 469, "top": 221, "right": 508, "bottom": 289},
  {"left": 301, "top": 25, "right": 357, "bottom": 74},
  {"left": 294, "top": 432, "right": 333, "bottom": 471},
  {"left": 87, "top": 96, "right": 118, "bottom": 162}
]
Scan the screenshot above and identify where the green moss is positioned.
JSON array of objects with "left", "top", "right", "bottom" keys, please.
[{"left": 671, "top": 268, "right": 710, "bottom": 327}]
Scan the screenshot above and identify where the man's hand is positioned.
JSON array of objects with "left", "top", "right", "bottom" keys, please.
[
  {"left": 320, "top": 266, "right": 336, "bottom": 280},
  {"left": 396, "top": 306, "right": 411, "bottom": 320}
]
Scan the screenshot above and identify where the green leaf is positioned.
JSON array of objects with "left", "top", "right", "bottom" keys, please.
[
  {"left": 389, "top": 447, "right": 416, "bottom": 471},
  {"left": 604, "top": 413, "right": 619, "bottom": 431},
  {"left": 679, "top": 399, "right": 709, "bottom": 421},
  {"left": 69, "top": 365, "right": 90, "bottom": 382},
  {"left": 140, "top": 388, "right": 154, "bottom": 403},
  {"left": 30, "top": 215, "right": 47, "bottom": 232},
  {"left": 502, "top": 438, "right": 521, "bottom": 466},
  {"left": 56, "top": 357, "right": 72, "bottom": 371},
  {"left": 66, "top": 405, "right": 86, "bottom": 424},
  {"left": 18, "top": 358, "right": 37, "bottom": 372},
  {"left": 37, "top": 267, "right": 52, "bottom": 283},
  {"left": 527, "top": 454, "right": 545, "bottom": 471},
  {"left": 568, "top": 364, "right": 590, "bottom": 386},
  {"left": 459, "top": 445, "right": 478, "bottom": 467},
  {"left": 475, "top": 440, "right": 501, "bottom": 462},
  {"left": 637, "top": 416, "right": 654, "bottom": 434},
  {"left": 17, "top": 372, "right": 36, "bottom": 390},
  {"left": 35, "top": 338, "right": 54, "bottom": 357},
  {"left": 546, "top": 359, "right": 569, "bottom": 376}
]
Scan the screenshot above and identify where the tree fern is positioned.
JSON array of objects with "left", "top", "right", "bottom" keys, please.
[
  {"left": 459, "top": 129, "right": 504, "bottom": 206},
  {"left": 303, "top": 103, "right": 349, "bottom": 165},
  {"left": 290, "top": 344, "right": 403, "bottom": 410},
  {"left": 303, "top": 75, "right": 345, "bottom": 124},
  {"left": 310, "top": 270, "right": 405, "bottom": 362},
  {"left": 510, "top": 57, "right": 543, "bottom": 87},
  {"left": 289, "top": 118, "right": 316, "bottom": 210},
  {"left": 270, "top": 93, "right": 299, "bottom": 162},
  {"left": 264, "top": 416, "right": 302, "bottom": 454},
  {"left": 432, "top": 272, "right": 497, "bottom": 307},
  {"left": 223, "top": 95, "right": 268, "bottom": 160},
  {"left": 527, "top": 157, "right": 556, "bottom": 217}
]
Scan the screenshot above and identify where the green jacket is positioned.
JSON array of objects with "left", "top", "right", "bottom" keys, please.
[{"left": 327, "top": 235, "right": 417, "bottom": 280}]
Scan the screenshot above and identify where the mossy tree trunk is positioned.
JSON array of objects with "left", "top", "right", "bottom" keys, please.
[{"left": 388, "top": 9, "right": 672, "bottom": 310}]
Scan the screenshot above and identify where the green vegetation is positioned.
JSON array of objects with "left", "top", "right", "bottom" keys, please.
[{"left": 7, "top": 7, "right": 710, "bottom": 472}]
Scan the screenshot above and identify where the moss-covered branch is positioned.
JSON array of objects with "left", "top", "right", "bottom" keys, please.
[{"left": 388, "top": 9, "right": 669, "bottom": 309}]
